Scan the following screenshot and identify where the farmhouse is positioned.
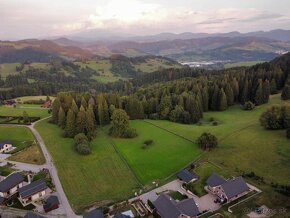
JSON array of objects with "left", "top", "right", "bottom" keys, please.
[
  {"left": 206, "top": 173, "right": 250, "bottom": 202},
  {"left": 18, "top": 179, "right": 48, "bottom": 206},
  {"left": 42, "top": 101, "right": 52, "bottom": 108},
  {"left": 83, "top": 209, "right": 104, "bottom": 218},
  {"left": 0, "top": 172, "right": 24, "bottom": 198},
  {"left": 43, "top": 195, "right": 60, "bottom": 213},
  {"left": 0, "top": 140, "right": 13, "bottom": 153},
  {"left": 153, "top": 193, "right": 200, "bottom": 218},
  {"left": 176, "top": 169, "right": 199, "bottom": 183}
]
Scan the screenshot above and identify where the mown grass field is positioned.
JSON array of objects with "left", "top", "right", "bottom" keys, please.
[
  {"left": 13, "top": 95, "right": 55, "bottom": 103},
  {"left": 0, "top": 63, "right": 20, "bottom": 78},
  {"left": 224, "top": 61, "right": 264, "bottom": 69},
  {"left": 147, "top": 94, "right": 290, "bottom": 184},
  {"left": 35, "top": 121, "right": 139, "bottom": 213},
  {"left": 0, "top": 105, "right": 50, "bottom": 118},
  {"left": 111, "top": 121, "right": 201, "bottom": 184},
  {"left": 134, "top": 58, "right": 181, "bottom": 73},
  {"left": 0, "top": 126, "right": 45, "bottom": 164}
]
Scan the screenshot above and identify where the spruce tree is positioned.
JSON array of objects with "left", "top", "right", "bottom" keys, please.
[
  {"left": 254, "top": 81, "right": 264, "bottom": 105},
  {"left": 71, "top": 99, "right": 79, "bottom": 114},
  {"left": 51, "top": 98, "right": 61, "bottom": 123},
  {"left": 86, "top": 105, "right": 96, "bottom": 133},
  {"left": 218, "top": 88, "right": 228, "bottom": 111},
  {"left": 65, "top": 109, "right": 76, "bottom": 138},
  {"left": 225, "top": 84, "right": 234, "bottom": 106},
  {"left": 270, "top": 79, "right": 278, "bottom": 94},
  {"left": 58, "top": 107, "right": 66, "bottom": 128},
  {"left": 76, "top": 105, "right": 87, "bottom": 134}
]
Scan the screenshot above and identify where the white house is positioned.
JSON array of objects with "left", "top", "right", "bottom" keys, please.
[
  {"left": 0, "top": 140, "right": 13, "bottom": 153},
  {"left": 0, "top": 172, "right": 24, "bottom": 198}
]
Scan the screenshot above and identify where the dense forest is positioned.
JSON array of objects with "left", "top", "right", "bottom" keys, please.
[{"left": 48, "top": 53, "right": 290, "bottom": 142}]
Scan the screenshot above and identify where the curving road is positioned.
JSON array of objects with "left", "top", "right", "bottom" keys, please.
[{"left": 1, "top": 118, "right": 78, "bottom": 218}]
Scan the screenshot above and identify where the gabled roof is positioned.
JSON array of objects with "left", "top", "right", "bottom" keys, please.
[
  {"left": 0, "top": 172, "right": 24, "bottom": 192},
  {"left": 24, "top": 212, "right": 46, "bottom": 218},
  {"left": 19, "top": 179, "right": 47, "bottom": 198},
  {"left": 112, "top": 212, "right": 131, "bottom": 218},
  {"left": 153, "top": 193, "right": 199, "bottom": 218},
  {"left": 206, "top": 173, "right": 227, "bottom": 187},
  {"left": 0, "top": 140, "right": 12, "bottom": 149},
  {"left": 176, "top": 198, "right": 200, "bottom": 217},
  {"left": 221, "top": 177, "right": 249, "bottom": 199},
  {"left": 43, "top": 195, "right": 60, "bottom": 211},
  {"left": 83, "top": 209, "right": 104, "bottom": 218},
  {"left": 176, "top": 169, "right": 198, "bottom": 183}
]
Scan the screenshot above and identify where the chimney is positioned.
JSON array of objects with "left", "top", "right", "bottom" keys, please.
[{"left": 27, "top": 174, "right": 32, "bottom": 184}]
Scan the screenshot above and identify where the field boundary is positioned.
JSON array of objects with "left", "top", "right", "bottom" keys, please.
[
  {"left": 100, "top": 128, "right": 144, "bottom": 187},
  {"left": 144, "top": 120, "right": 196, "bottom": 143}
]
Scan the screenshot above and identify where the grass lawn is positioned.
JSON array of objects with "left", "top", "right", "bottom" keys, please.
[
  {"left": 133, "top": 58, "right": 181, "bottom": 73},
  {"left": 0, "top": 63, "right": 20, "bottom": 78},
  {"left": 187, "top": 162, "right": 230, "bottom": 196},
  {"left": 147, "top": 94, "right": 290, "bottom": 184},
  {"left": 0, "top": 105, "right": 50, "bottom": 118},
  {"left": 35, "top": 121, "right": 139, "bottom": 214},
  {"left": 0, "top": 126, "right": 35, "bottom": 153},
  {"left": 13, "top": 95, "right": 55, "bottom": 103},
  {"left": 111, "top": 120, "right": 201, "bottom": 184},
  {"left": 8, "top": 143, "right": 45, "bottom": 165},
  {"left": 224, "top": 61, "right": 264, "bottom": 69}
]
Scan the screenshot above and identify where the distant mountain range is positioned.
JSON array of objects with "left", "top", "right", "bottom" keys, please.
[{"left": 1, "top": 29, "right": 290, "bottom": 63}]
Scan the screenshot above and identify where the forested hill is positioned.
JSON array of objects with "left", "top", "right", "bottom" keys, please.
[{"left": 0, "top": 53, "right": 289, "bottom": 102}]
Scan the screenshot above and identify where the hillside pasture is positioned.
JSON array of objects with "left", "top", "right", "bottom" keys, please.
[
  {"left": 0, "top": 105, "right": 50, "bottom": 119},
  {"left": 133, "top": 58, "right": 181, "bottom": 73},
  {"left": 147, "top": 94, "right": 290, "bottom": 184}
]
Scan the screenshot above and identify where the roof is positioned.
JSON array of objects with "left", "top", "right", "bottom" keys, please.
[
  {"left": 19, "top": 179, "right": 47, "bottom": 198},
  {"left": 0, "top": 172, "right": 24, "bottom": 192},
  {"left": 153, "top": 193, "right": 199, "bottom": 218},
  {"left": 0, "top": 140, "right": 12, "bottom": 149},
  {"left": 83, "top": 209, "right": 104, "bottom": 218},
  {"left": 43, "top": 195, "right": 60, "bottom": 211},
  {"left": 176, "top": 169, "right": 198, "bottom": 183},
  {"left": 24, "top": 212, "right": 46, "bottom": 218},
  {"left": 176, "top": 198, "right": 199, "bottom": 217},
  {"left": 112, "top": 213, "right": 131, "bottom": 218},
  {"left": 206, "top": 173, "right": 227, "bottom": 187},
  {"left": 221, "top": 177, "right": 249, "bottom": 199}
]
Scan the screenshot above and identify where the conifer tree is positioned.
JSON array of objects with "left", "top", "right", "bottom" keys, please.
[
  {"left": 218, "top": 88, "right": 228, "bottom": 111},
  {"left": 51, "top": 98, "right": 61, "bottom": 123},
  {"left": 225, "top": 84, "right": 234, "bottom": 106},
  {"left": 65, "top": 109, "right": 76, "bottom": 137},
  {"left": 254, "top": 80, "right": 264, "bottom": 105},
  {"left": 86, "top": 105, "right": 96, "bottom": 133},
  {"left": 76, "top": 105, "right": 87, "bottom": 134},
  {"left": 58, "top": 107, "right": 66, "bottom": 128}
]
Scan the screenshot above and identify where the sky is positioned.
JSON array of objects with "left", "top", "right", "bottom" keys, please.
[{"left": 1, "top": 0, "right": 290, "bottom": 40}]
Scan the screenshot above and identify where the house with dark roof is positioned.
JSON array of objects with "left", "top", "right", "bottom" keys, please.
[
  {"left": 206, "top": 173, "right": 250, "bottom": 202},
  {"left": 219, "top": 177, "right": 250, "bottom": 202},
  {"left": 112, "top": 212, "right": 131, "bottom": 218},
  {"left": 0, "top": 172, "right": 24, "bottom": 198},
  {"left": 83, "top": 209, "right": 104, "bottom": 218},
  {"left": 43, "top": 195, "right": 60, "bottom": 213},
  {"left": 0, "top": 140, "right": 13, "bottom": 153},
  {"left": 176, "top": 169, "right": 199, "bottom": 183},
  {"left": 24, "top": 212, "right": 46, "bottom": 218},
  {"left": 206, "top": 172, "right": 227, "bottom": 194},
  {"left": 153, "top": 193, "right": 200, "bottom": 218},
  {"left": 18, "top": 179, "right": 48, "bottom": 206}
]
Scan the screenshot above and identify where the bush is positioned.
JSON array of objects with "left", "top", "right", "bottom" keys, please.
[
  {"left": 149, "top": 113, "right": 159, "bottom": 120},
  {"left": 122, "top": 128, "right": 138, "bottom": 138},
  {"left": 196, "top": 132, "right": 218, "bottom": 151},
  {"left": 243, "top": 101, "right": 255, "bottom": 110},
  {"left": 74, "top": 133, "right": 91, "bottom": 155},
  {"left": 144, "top": 139, "right": 153, "bottom": 145},
  {"left": 209, "top": 117, "right": 215, "bottom": 122},
  {"left": 212, "top": 121, "right": 219, "bottom": 126}
]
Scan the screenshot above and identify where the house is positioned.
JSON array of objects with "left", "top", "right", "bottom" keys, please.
[
  {"left": 206, "top": 173, "right": 250, "bottom": 202},
  {"left": 219, "top": 177, "right": 250, "bottom": 202},
  {"left": 18, "top": 179, "right": 48, "bottom": 206},
  {"left": 206, "top": 172, "right": 227, "bottom": 194},
  {"left": 43, "top": 195, "right": 60, "bottom": 213},
  {"left": 42, "top": 101, "right": 52, "bottom": 108},
  {"left": 0, "top": 140, "right": 13, "bottom": 153},
  {"left": 0, "top": 172, "right": 24, "bottom": 198},
  {"left": 113, "top": 213, "right": 131, "bottom": 218},
  {"left": 83, "top": 209, "right": 104, "bottom": 218},
  {"left": 4, "top": 100, "right": 16, "bottom": 107},
  {"left": 176, "top": 169, "right": 199, "bottom": 183},
  {"left": 24, "top": 212, "right": 46, "bottom": 218},
  {"left": 153, "top": 193, "right": 200, "bottom": 218}
]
